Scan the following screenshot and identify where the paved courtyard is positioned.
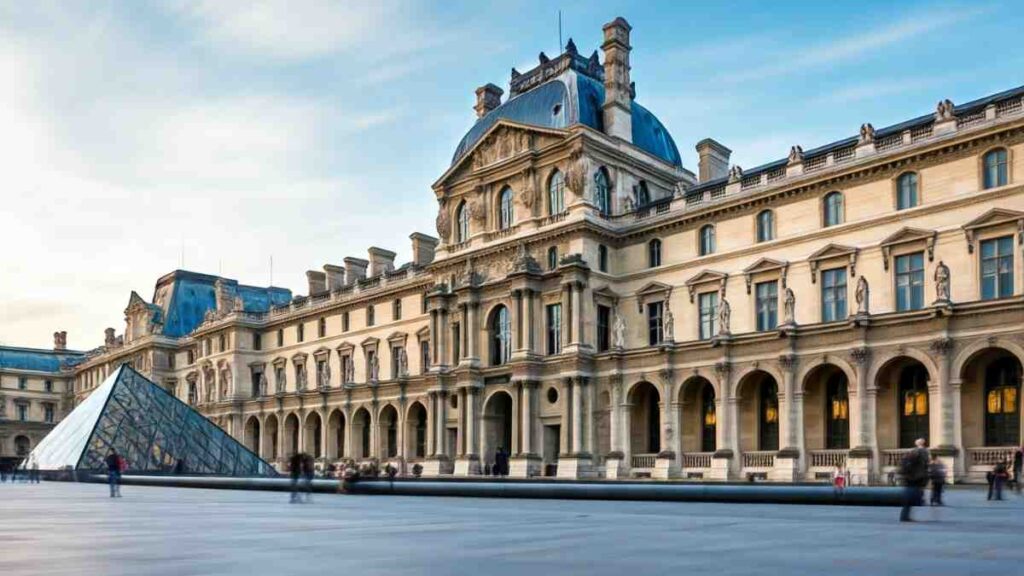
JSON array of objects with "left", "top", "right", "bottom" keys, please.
[{"left": 1, "top": 482, "right": 1022, "bottom": 575}]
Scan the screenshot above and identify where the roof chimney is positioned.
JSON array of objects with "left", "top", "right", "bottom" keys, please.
[
  {"left": 306, "top": 270, "right": 327, "bottom": 295},
  {"left": 368, "top": 247, "right": 397, "bottom": 277},
  {"left": 695, "top": 138, "right": 731, "bottom": 183},
  {"left": 474, "top": 83, "right": 504, "bottom": 119},
  {"left": 343, "top": 257, "right": 369, "bottom": 285},
  {"left": 53, "top": 331, "right": 67, "bottom": 351},
  {"left": 324, "top": 265, "right": 346, "bottom": 291},
  {"left": 410, "top": 233, "right": 439, "bottom": 267},
  {"left": 601, "top": 17, "right": 633, "bottom": 142}
]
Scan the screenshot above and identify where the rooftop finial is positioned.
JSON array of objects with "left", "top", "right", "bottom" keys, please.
[{"left": 565, "top": 37, "right": 578, "bottom": 55}]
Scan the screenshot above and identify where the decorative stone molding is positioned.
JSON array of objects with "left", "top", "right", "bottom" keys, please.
[
  {"left": 849, "top": 347, "right": 870, "bottom": 365},
  {"left": 880, "top": 227, "right": 937, "bottom": 270},
  {"left": 961, "top": 208, "right": 1024, "bottom": 253},
  {"left": 807, "top": 244, "right": 858, "bottom": 283},
  {"left": 742, "top": 258, "right": 788, "bottom": 294},
  {"left": 777, "top": 354, "right": 797, "bottom": 372},
  {"left": 684, "top": 270, "right": 728, "bottom": 303},
  {"left": 929, "top": 337, "right": 955, "bottom": 357},
  {"left": 635, "top": 281, "right": 672, "bottom": 313}
]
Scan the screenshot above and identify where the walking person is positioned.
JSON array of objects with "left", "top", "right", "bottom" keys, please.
[
  {"left": 898, "top": 438, "right": 929, "bottom": 522},
  {"left": 1, "top": 461, "right": 9, "bottom": 483},
  {"left": 105, "top": 450, "right": 122, "bottom": 498},
  {"left": 988, "top": 461, "right": 1009, "bottom": 501},
  {"left": 832, "top": 465, "right": 847, "bottom": 495},
  {"left": 29, "top": 456, "right": 40, "bottom": 484},
  {"left": 301, "top": 453, "right": 315, "bottom": 503},
  {"left": 288, "top": 452, "right": 303, "bottom": 503},
  {"left": 1012, "top": 446, "right": 1023, "bottom": 495},
  {"left": 928, "top": 455, "right": 946, "bottom": 506},
  {"left": 494, "top": 447, "right": 508, "bottom": 478}
]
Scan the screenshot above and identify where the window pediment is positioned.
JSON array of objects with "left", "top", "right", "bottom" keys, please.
[
  {"left": 962, "top": 208, "right": 1024, "bottom": 253},
  {"left": 312, "top": 347, "right": 331, "bottom": 360},
  {"left": 636, "top": 281, "right": 672, "bottom": 312},
  {"left": 335, "top": 342, "right": 355, "bottom": 354},
  {"left": 290, "top": 352, "right": 308, "bottom": 364},
  {"left": 416, "top": 326, "right": 430, "bottom": 340},
  {"left": 271, "top": 357, "right": 287, "bottom": 368},
  {"left": 743, "top": 258, "right": 789, "bottom": 294},
  {"left": 808, "top": 244, "right": 858, "bottom": 283},
  {"left": 684, "top": 271, "right": 727, "bottom": 302},
  {"left": 880, "top": 227, "right": 936, "bottom": 270},
  {"left": 387, "top": 331, "right": 408, "bottom": 345}
]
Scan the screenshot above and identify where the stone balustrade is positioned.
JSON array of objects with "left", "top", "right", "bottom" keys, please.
[
  {"left": 682, "top": 452, "right": 713, "bottom": 469},
  {"left": 809, "top": 449, "right": 848, "bottom": 470},
  {"left": 741, "top": 451, "right": 775, "bottom": 469},
  {"left": 631, "top": 454, "right": 656, "bottom": 469}
]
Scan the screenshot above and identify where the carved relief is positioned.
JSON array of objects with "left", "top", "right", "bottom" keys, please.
[
  {"left": 435, "top": 205, "right": 451, "bottom": 239},
  {"left": 518, "top": 168, "right": 537, "bottom": 208},
  {"left": 472, "top": 126, "right": 531, "bottom": 170},
  {"left": 565, "top": 150, "right": 587, "bottom": 198}
]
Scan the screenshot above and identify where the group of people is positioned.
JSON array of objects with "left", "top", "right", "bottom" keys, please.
[
  {"left": 985, "top": 447, "right": 1024, "bottom": 501},
  {"left": 288, "top": 452, "right": 316, "bottom": 503},
  {"left": 898, "top": 438, "right": 949, "bottom": 522},
  {"left": 0, "top": 456, "right": 41, "bottom": 483}
]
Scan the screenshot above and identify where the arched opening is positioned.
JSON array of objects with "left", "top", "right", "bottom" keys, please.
[
  {"left": 896, "top": 172, "right": 919, "bottom": 210},
  {"left": 378, "top": 405, "right": 399, "bottom": 459},
  {"left": 736, "top": 371, "right": 780, "bottom": 455},
  {"left": 699, "top": 225, "right": 715, "bottom": 256},
  {"left": 548, "top": 170, "right": 565, "bottom": 215},
  {"left": 874, "top": 357, "right": 932, "bottom": 454},
  {"left": 406, "top": 402, "right": 428, "bottom": 459},
  {"left": 352, "top": 408, "right": 372, "bottom": 459},
  {"left": 756, "top": 209, "right": 774, "bottom": 242},
  {"left": 14, "top": 435, "right": 30, "bottom": 457},
  {"left": 822, "top": 191, "right": 844, "bottom": 227},
  {"left": 488, "top": 305, "right": 511, "bottom": 366},
  {"left": 959, "top": 347, "right": 1023, "bottom": 475},
  {"left": 304, "top": 412, "right": 323, "bottom": 458},
  {"left": 283, "top": 413, "right": 300, "bottom": 457},
  {"left": 593, "top": 167, "right": 611, "bottom": 215},
  {"left": 628, "top": 382, "right": 661, "bottom": 458},
  {"left": 327, "top": 410, "right": 346, "bottom": 459},
  {"left": 263, "top": 414, "right": 279, "bottom": 460},
  {"left": 648, "top": 238, "right": 662, "bottom": 267},
  {"left": 498, "top": 186, "right": 514, "bottom": 229},
  {"left": 803, "top": 364, "right": 850, "bottom": 452},
  {"left": 244, "top": 416, "right": 261, "bottom": 457},
  {"left": 455, "top": 201, "right": 470, "bottom": 243},
  {"left": 482, "top": 391, "right": 513, "bottom": 473},
  {"left": 679, "top": 377, "right": 716, "bottom": 456}
]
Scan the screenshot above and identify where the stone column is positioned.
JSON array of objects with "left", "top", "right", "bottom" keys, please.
[
  {"left": 560, "top": 378, "right": 572, "bottom": 454},
  {"left": 512, "top": 290, "right": 523, "bottom": 351},
  {"left": 437, "top": 391, "right": 448, "bottom": 458},
  {"left": 426, "top": 392, "right": 437, "bottom": 456},
  {"left": 561, "top": 284, "right": 572, "bottom": 349},
  {"left": 525, "top": 289, "right": 537, "bottom": 354},
  {"left": 510, "top": 381, "right": 540, "bottom": 478},
  {"left": 654, "top": 380, "right": 681, "bottom": 479},
  {"left": 320, "top": 409, "right": 330, "bottom": 462},
  {"left": 511, "top": 385, "right": 521, "bottom": 455},
  {"left": 570, "top": 282, "right": 584, "bottom": 347},
  {"left": 468, "top": 302, "right": 480, "bottom": 363},
  {"left": 571, "top": 378, "right": 584, "bottom": 454},
  {"left": 605, "top": 378, "right": 626, "bottom": 479},
  {"left": 258, "top": 415, "right": 267, "bottom": 459},
  {"left": 847, "top": 347, "right": 874, "bottom": 485},
  {"left": 439, "top": 310, "right": 449, "bottom": 368},
  {"left": 343, "top": 410, "right": 353, "bottom": 460},
  {"left": 429, "top": 310, "right": 439, "bottom": 365},
  {"left": 521, "top": 382, "right": 534, "bottom": 455},
  {"left": 711, "top": 362, "right": 734, "bottom": 480},
  {"left": 931, "top": 338, "right": 958, "bottom": 482}
]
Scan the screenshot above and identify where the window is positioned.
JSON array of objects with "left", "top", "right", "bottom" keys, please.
[
  {"left": 648, "top": 239, "right": 662, "bottom": 267},
  {"left": 218, "top": 334, "right": 226, "bottom": 352},
  {"left": 277, "top": 329, "right": 283, "bottom": 347},
  {"left": 984, "top": 148, "right": 1009, "bottom": 189},
  {"left": 699, "top": 225, "right": 715, "bottom": 256},
  {"left": 18, "top": 377, "right": 26, "bottom": 390},
  {"left": 825, "top": 373, "right": 850, "bottom": 449},
  {"left": 896, "top": 172, "right": 919, "bottom": 210},
  {"left": 44, "top": 380, "right": 53, "bottom": 393},
  {"left": 756, "top": 210, "right": 774, "bottom": 243},
  {"left": 188, "top": 349, "right": 196, "bottom": 364},
  {"left": 548, "top": 170, "right": 565, "bottom": 215},
  {"left": 759, "top": 381, "right": 779, "bottom": 451},
  {"left": 701, "top": 384, "right": 716, "bottom": 453},
  {"left": 297, "top": 323, "right": 304, "bottom": 343},
  {"left": 594, "top": 168, "right": 611, "bottom": 216},
  {"left": 596, "top": 304, "right": 611, "bottom": 352},
  {"left": 204, "top": 339, "right": 211, "bottom": 356},
  {"left": 598, "top": 244, "right": 608, "bottom": 273},
  {"left": 43, "top": 404, "right": 52, "bottom": 424},
  {"left": 367, "top": 305, "right": 375, "bottom": 326},
  {"left": 342, "top": 311, "right": 350, "bottom": 332},
  {"left": 894, "top": 252, "right": 925, "bottom": 311},
  {"left": 340, "top": 355, "right": 352, "bottom": 384},
  {"left": 420, "top": 340, "right": 430, "bottom": 374},
  {"left": 985, "top": 357, "right": 1021, "bottom": 446},
  {"left": 635, "top": 181, "right": 650, "bottom": 207},
  {"left": 755, "top": 281, "right": 778, "bottom": 331},
  {"left": 547, "top": 246, "right": 558, "bottom": 271},
  {"left": 981, "top": 236, "right": 1014, "bottom": 300},
  {"left": 17, "top": 404, "right": 28, "bottom": 421},
  {"left": 452, "top": 323, "right": 461, "bottom": 363},
  {"left": 456, "top": 201, "right": 470, "bottom": 242},
  {"left": 499, "top": 186, "right": 514, "bottom": 229},
  {"left": 647, "top": 301, "right": 664, "bottom": 346},
  {"left": 489, "top": 306, "right": 511, "bottom": 365},
  {"left": 391, "top": 345, "right": 404, "bottom": 378},
  {"left": 823, "top": 191, "right": 844, "bottom": 227},
  {"left": 821, "top": 268, "right": 848, "bottom": 322},
  {"left": 698, "top": 291, "right": 718, "bottom": 340},
  {"left": 899, "top": 365, "right": 929, "bottom": 448},
  {"left": 253, "top": 333, "right": 262, "bottom": 351},
  {"left": 393, "top": 299, "right": 402, "bottom": 321},
  {"left": 317, "top": 317, "right": 326, "bottom": 338},
  {"left": 546, "top": 303, "right": 562, "bottom": 355}
]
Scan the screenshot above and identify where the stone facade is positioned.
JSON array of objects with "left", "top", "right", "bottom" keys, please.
[{"left": 36, "top": 17, "right": 1024, "bottom": 483}]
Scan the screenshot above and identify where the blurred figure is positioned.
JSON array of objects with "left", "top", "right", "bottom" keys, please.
[
  {"left": 832, "top": 465, "right": 846, "bottom": 495},
  {"left": 0, "top": 461, "right": 9, "bottom": 483},
  {"left": 898, "top": 438, "right": 929, "bottom": 522},
  {"left": 173, "top": 458, "right": 186, "bottom": 475},
  {"left": 1012, "top": 446, "right": 1023, "bottom": 495},
  {"left": 288, "top": 452, "right": 303, "bottom": 503},
  {"left": 988, "top": 461, "right": 1009, "bottom": 501},
  {"left": 494, "top": 447, "right": 508, "bottom": 478},
  {"left": 29, "top": 456, "right": 40, "bottom": 484},
  {"left": 928, "top": 455, "right": 946, "bottom": 506},
  {"left": 302, "top": 453, "right": 315, "bottom": 502},
  {"left": 105, "top": 450, "right": 122, "bottom": 498}
]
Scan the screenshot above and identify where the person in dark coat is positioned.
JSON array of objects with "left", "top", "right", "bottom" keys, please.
[
  {"left": 301, "top": 454, "right": 315, "bottom": 502},
  {"left": 105, "top": 450, "right": 122, "bottom": 498},
  {"left": 1012, "top": 447, "right": 1023, "bottom": 495},
  {"left": 928, "top": 455, "right": 946, "bottom": 506},
  {"left": 494, "top": 447, "right": 509, "bottom": 478},
  {"left": 288, "top": 452, "right": 303, "bottom": 503},
  {"left": 989, "top": 461, "right": 1009, "bottom": 501},
  {"left": 899, "top": 438, "right": 929, "bottom": 522}
]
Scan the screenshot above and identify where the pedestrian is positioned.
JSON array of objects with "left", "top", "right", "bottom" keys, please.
[
  {"left": 105, "top": 450, "right": 122, "bottom": 498},
  {"left": 288, "top": 452, "right": 303, "bottom": 503},
  {"left": 302, "top": 453, "right": 315, "bottom": 502},
  {"left": 832, "top": 465, "right": 846, "bottom": 495},
  {"left": 1012, "top": 446, "right": 1023, "bottom": 495},
  {"left": 173, "top": 458, "right": 186, "bottom": 475},
  {"left": 0, "top": 461, "right": 8, "bottom": 483},
  {"left": 988, "top": 461, "right": 1009, "bottom": 501},
  {"left": 494, "top": 447, "right": 508, "bottom": 478},
  {"left": 928, "top": 455, "right": 946, "bottom": 506},
  {"left": 29, "top": 456, "right": 40, "bottom": 484},
  {"left": 898, "top": 438, "right": 929, "bottom": 522}
]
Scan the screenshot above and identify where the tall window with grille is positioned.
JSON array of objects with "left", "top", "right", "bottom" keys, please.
[
  {"left": 981, "top": 236, "right": 1014, "bottom": 299},
  {"left": 598, "top": 244, "right": 608, "bottom": 272},
  {"left": 489, "top": 306, "right": 511, "bottom": 366},
  {"left": 548, "top": 170, "right": 565, "bottom": 215},
  {"left": 596, "top": 304, "right": 611, "bottom": 352},
  {"left": 44, "top": 403, "right": 54, "bottom": 424},
  {"left": 823, "top": 191, "right": 844, "bottom": 227},
  {"left": 499, "top": 187, "right": 514, "bottom": 229},
  {"left": 701, "top": 384, "right": 716, "bottom": 453},
  {"left": 985, "top": 357, "right": 1021, "bottom": 446},
  {"left": 698, "top": 291, "right": 718, "bottom": 340},
  {"left": 894, "top": 252, "right": 925, "bottom": 311},
  {"left": 456, "top": 201, "right": 469, "bottom": 242},
  {"left": 276, "top": 329, "right": 283, "bottom": 347},
  {"left": 594, "top": 168, "right": 611, "bottom": 215},
  {"left": 546, "top": 303, "right": 562, "bottom": 355},
  {"left": 699, "top": 225, "right": 715, "bottom": 256},
  {"left": 420, "top": 340, "right": 430, "bottom": 374},
  {"left": 318, "top": 317, "right": 326, "bottom": 338},
  {"left": 547, "top": 246, "right": 558, "bottom": 270},
  {"left": 821, "top": 268, "right": 847, "bottom": 322},
  {"left": 647, "top": 301, "right": 664, "bottom": 346},
  {"left": 826, "top": 373, "right": 850, "bottom": 449},
  {"left": 648, "top": 239, "right": 662, "bottom": 267},
  {"left": 393, "top": 298, "right": 402, "bottom": 320},
  {"left": 896, "top": 172, "right": 918, "bottom": 210},
  {"left": 342, "top": 311, "right": 350, "bottom": 332},
  {"left": 755, "top": 280, "right": 778, "bottom": 331},
  {"left": 297, "top": 323, "right": 304, "bottom": 343},
  {"left": 756, "top": 210, "right": 774, "bottom": 242},
  {"left": 983, "top": 148, "right": 1008, "bottom": 189},
  {"left": 367, "top": 305, "right": 375, "bottom": 326},
  {"left": 899, "top": 364, "right": 929, "bottom": 448}
]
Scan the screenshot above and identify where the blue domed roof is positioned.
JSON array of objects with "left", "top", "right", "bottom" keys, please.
[{"left": 452, "top": 70, "right": 681, "bottom": 167}]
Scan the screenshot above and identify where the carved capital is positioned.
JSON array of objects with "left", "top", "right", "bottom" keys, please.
[
  {"left": 929, "top": 337, "right": 955, "bottom": 357},
  {"left": 714, "top": 361, "right": 731, "bottom": 378},
  {"left": 777, "top": 354, "right": 797, "bottom": 371},
  {"left": 849, "top": 347, "right": 870, "bottom": 365}
]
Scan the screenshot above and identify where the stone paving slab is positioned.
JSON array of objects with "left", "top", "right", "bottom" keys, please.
[{"left": 0, "top": 482, "right": 1022, "bottom": 575}]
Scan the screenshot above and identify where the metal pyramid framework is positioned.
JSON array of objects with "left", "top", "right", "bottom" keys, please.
[{"left": 29, "top": 364, "right": 276, "bottom": 476}]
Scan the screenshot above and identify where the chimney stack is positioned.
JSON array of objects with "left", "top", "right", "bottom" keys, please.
[
  {"left": 368, "top": 247, "right": 397, "bottom": 277},
  {"left": 306, "top": 270, "right": 327, "bottom": 295},
  {"left": 695, "top": 139, "right": 732, "bottom": 182},
  {"left": 410, "top": 233, "right": 439, "bottom": 267},
  {"left": 343, "top": 257, "right": 369, "bottom": 284},
  {"left": 474, "top": 83, "right": 504, "bottom": 119},
  {"left": 324, "top": 264, "right": 346, "bottom": 291},
  {"left": 601, "top": 17, "right": 633, "bottom": 142},
  {"left": 53, "top": 331, "right": 67, "bottom": 351}
]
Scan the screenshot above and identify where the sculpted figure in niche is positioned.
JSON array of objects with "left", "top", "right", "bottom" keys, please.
[
  {"left": 296, "top": 365, "right": 307, "bottom": 391},
  {"left": 397, "top": 348, "right": 409, "bottom": 377},
  {"left": 783, "top": 287, "right": 796, "bottom": 325},
  {"left": 859, "top": 123, "right": 875, "bottom": 143},
  {"left": 855, "top": 275, "right": 869, "bottom": 315},
  {"left": 344, "top": 358, "right": 355, "bottom": 384},
  {"left": 663, "top": 303, "right": 674, "bottom": 342},
  {"left": 435, "top": 207, "right": 451, "bottom": 240},
  {"left": 319, "top": 361, "right": 331, "bottom": 388},
  {"left": 369, "top": 354, "right": 380, "bottom": 382},
  {"left": 717, "top": 289, "right": 731, "bottom": 335},
  {"left": 934, "top": 261, "right": 951, "bottom": 302},
  {"left": 613, "top": 306, "right": 627, "bottom": 350}
]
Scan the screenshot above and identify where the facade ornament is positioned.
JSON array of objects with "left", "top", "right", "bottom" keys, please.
[
  {"left": 855, "top": 275, "right": 870, "bottom": 315},
  {"left": 663, "top": 302, "right": 674, "bottom": 342},
  {"left": 858, "top": 123, "right": 875, "bottom": 144},
  {"left": 714, "top": 361, "right": 731, "bottom": 378},
  {"left": 787, "top": 145, "right": 804, "bottom": 165},
  {"left": 565, "top": 150, "right": 587, "bottom": 197},
  {"left": 435, "top": 206, "right": 451, "bottom": 239},
  {"left": 467, "top": 198, "right": 485, "bottom": 224},
  {"left": 397, "top": 347, "right": 409, "bottom": 377},
  {"left": 930, "top": 337, "right": 955, "bottom": 357},
  {"left": 344, "top": 358, "right": 355, "bottom": 385},
  {"left": 258, "top": 372, "right": 268, "bottom": 397},
  {"left": 369, "top": 354, "right": 380, "bottom": 382},
  {"left": 717, "top": 286, "right": 731, "bottom": 335},
  {"left": 296, "top": 364, "right": 307, "bottom": 391},
  {"left": 518, "top": 169, "right": 536, "bottom": 208},
  {"left": 613, "top": 304, "right": 627, "bottom": 350},
  {"left": 782, "top": 287, "right": 797, "bottom": 326},
  {"left": 849, "top": 347, "right": 870, "bottom": 365},
  {"left": 509, "top": 242, "right": 539, "bottom": 273},
  {"left": 318, "top": 361, "right": 331, "bottom": 389},
  {"left": 460, "top": 257, "right": 477, "bottom": 287},
  {"left": 214, "top": 278, "right": 236, "bottom": 314},
  {"left": 728, "top": 165, "right": 743, "bottom": 183},
  {"left": 623, "top": 195, "right": 635, "bottom": 213},
  {"left": 777, "top": 354, "right": 797, "bottom": 372},
  {"left": 934, "top": 260, "right": 951, "bottom": 303},
  {"left": 935, "top": 99, "right": 955, "bottom": 121}
]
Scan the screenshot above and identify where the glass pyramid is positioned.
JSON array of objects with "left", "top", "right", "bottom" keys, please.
[{"left": 28, "top": 365, "right": 276, "bottom": 477}]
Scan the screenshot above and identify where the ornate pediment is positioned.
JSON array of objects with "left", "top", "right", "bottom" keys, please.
[
  {"left": 435, "top": 120, "right": 568, "bottom": 187},
  {"left": 416, "top": 325, "right": 430, "bottom": 339},
  {"left": 386, "top": 331, "right": 408, "bottom": 344},
  {"left": 962, "top": 208, "right": 1024, "bottom": 253},
  {"left": 743, "top": 258, "right": 789, "bottom": 294},
  {"left": 335, "top": 341, "right": 355, "bottom": 354},
  {"left": 290, "top": 352, "right": 308, "bottom": 364},
  {"left": 360, "top": 336, "right": 380, "bottom": 349},
  {"left": 312, "top": 346, "right": 331, "bottom": 359},
  {"left": 684, "top": 270, "right": 728, "bottom": 302},
  {"left": 879, "top": 227, "right": 937, "bottom": 270},
  {"left": 635, "top": 281, "right": 672, "bottom": 313},
  {"left": 808, "top": 244, "right": 859, "bottom": 283}
]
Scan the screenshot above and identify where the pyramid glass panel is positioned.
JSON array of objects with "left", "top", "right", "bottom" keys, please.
[{"left": 28, "top": 365, "right": 276, "bottom": 477}]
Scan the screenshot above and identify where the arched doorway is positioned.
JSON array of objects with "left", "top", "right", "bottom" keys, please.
[
  {"left": 482, "top": 391, "right": 513, "bottom": 472},
  {"left": 679, "top": 377, "right": 716, "bottom": 461},
  {"left": 802, "top": 364, "right": 850, "bottom": 452},
  {"left": 263, "top": 414, "right": 279, "bottom": 460},
  {"left": 244, "top": 416, "right": 261, "bottom": 456},
  {"left": 14, "top": 435, "right": 30, "bottom": 457},
  {"left": 628, "top": 382, "right": 661, "bottom": 458},
  {"left": 406, "top": 402, "right": 428, "bottom": 459},
  {"left": 736, "top": 371, "right": 780, "bottom": 455},
  {"left": 304, "top": 412, "right": 323, "bottom": 458},
  {"left": 352, "top": 408, "right": 372, "bottom": 459},
  {"left": 327, "top": 410, "right": 346, "bottom": 459},
  {"left": 874, "top": 357, "right": 932, "bottom": 451},
  {"left": 959, "top": 347, "right": 1023, "bottom": 475},
  {"left": 379, "top": 405, "right": 399, "bottom": 459},
  {"left": 284, "top": 413, "right": 300, "bottom": 456}
]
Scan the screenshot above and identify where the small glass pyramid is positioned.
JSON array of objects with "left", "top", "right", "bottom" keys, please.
[{"left": 28, "top": 364, "right": 276, "bottom": 476}]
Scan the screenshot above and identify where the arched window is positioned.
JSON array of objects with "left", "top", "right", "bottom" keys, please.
[
  {"left": 985, "top": 357, "right": 1021, "bottom": 446},
  {"left": 489, "top": 305, "right": 511, "bottom": 366},
  {"left": 984, "top": 148, "right": 1009, "bottom": 189},
  {"left": 547, "top": 246, "right": 558, "bottom": 271},
  {"left": 14, "top": 435, "right": 30, "bottom": 456},
  {"left": 594, "top": 168, "right": 611, "bottom": 216},
  {"left": 701, "top": 383, "right": 716, "bottom": 453},
  {"left": 825, "top": 372, "right": 850, "bottom": 449},
  {"left": 896, "top": 172, "right": 919, "bottom": 210},
  {"left": 548, "top": 170, "right": 565, "bottom": 215},
  {"left": 648, "top": 239, "right": 662, "bottom": 267},
  {"left": 699, "top": 225, "right": 715, "bottom": 256},
  {"left": 898, "top": 364, "right": 929, "bottom": 448},
  {"left": 759, "top": 380, "right": 779, "bottom": 451},
  {"left": 598, "top": 244, "right": 608, "bottom": 273},
  {"left": 636, "top": 181, "right": 650, "bottom": 207},
  {"left": 756, "top": 210, "right": 774, "bottom": 243},
  {"left": 456, "top": 201, "right": 470, "bottom": 243},
  {"left": 498, "top": 187, "right": 514, "bottom": 230},
  {"left": 823, "top": 191, "right": 844, "bottom": 227}
]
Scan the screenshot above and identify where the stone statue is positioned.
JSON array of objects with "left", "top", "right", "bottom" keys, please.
[
  {"left": 344, "top": 358, "right": 354, "bottom": 384},
  {"left": 788, "top": 145, "right": 803, "bottom": 164},
  {"left": 934, "top": 260, "right": 951, "bottom": 302},
  {"left": 623, "top": 195, "right": 635, "bottom": 213},
  {"left": 855, "top": 275, "right": 869, "bottom": 315},
  {"left": 397, "top": 347, "right": 408, "bottom": 377},
  {"left": 728, "top": 165, "right": 743, "bottom": 183},
  {"left": 370, "top": 354, "right": 380, "bottom": 382},
  {"left": 274, "top": 367, "right": 285, "bottom": 394},
  {"left": 318, "top": 361, "right": 331, "bottom": 388},
  {"left": 258, "top": 372, "right": 268, "bottom": 397},
  {"left": 435, "top": 208, "right": 451, "bottom": 239},
  {"left": 296, "top": 365, "right": 307, "bottom": 391},
  {"left": 460, "top": 257, "right": 476, "bottom": 287},
  {"left": 859, "top": 123, "right": 875, "bottom": 144},
  {"left": 613, "top": 307, "right": 627, "bottom": 350},
  {"left": 935, "top": 99, "right": 955, "bottom": 121},
  {"left": 717, "top": 297, "right": 731, "bottom": 335},
  {"left": 663, "top": 304, "right": 674, "bottom": 341},
  {"left": 783, "top": 287, "right": 796, "bottom": 325}
]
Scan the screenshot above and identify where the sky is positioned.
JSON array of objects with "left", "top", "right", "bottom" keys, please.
[{"left": 2, "top": 0, "right": 1022, "bottom": 350}]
